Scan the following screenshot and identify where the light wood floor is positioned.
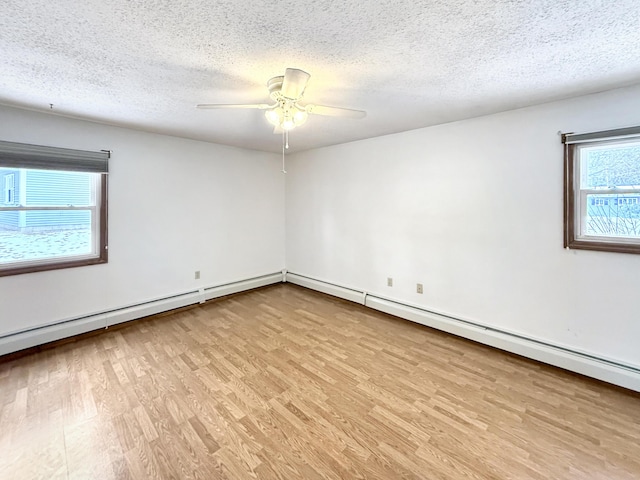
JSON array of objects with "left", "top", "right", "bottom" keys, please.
[{"left": 1, "top": 284, "right": 639, "bottom": 479}]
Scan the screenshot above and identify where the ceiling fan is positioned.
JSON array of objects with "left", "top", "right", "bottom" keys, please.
[{"left": 196, "top": 68, "right": 366, "bottom": 134}]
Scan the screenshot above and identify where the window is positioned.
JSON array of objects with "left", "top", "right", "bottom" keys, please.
[
  {"left": 4, "top": 173, "right": 15, "bottom": 204},
  {"left": 0, "top": 141, "right": 109, "bottom": 276},
  {"left": 563, "top": 126, "right": 640, "bottom": 254}
]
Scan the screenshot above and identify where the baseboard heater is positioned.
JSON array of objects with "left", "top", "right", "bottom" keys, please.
[
  {"left": 286, "top": 272, "right": 640, "bottom": 393},
  {"left": 3, "top": 270, "right": 639, "bottom": 393},
  {"left": 0, "top": 272, "right": 284, "bottom": 357}
]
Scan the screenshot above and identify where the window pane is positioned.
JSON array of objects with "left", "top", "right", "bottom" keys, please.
[
  {"left": 1, "top": 168, "right": 94, "bottom": 206},
  {"left": 25, "top": 169, "right": 93, "bottom": 206},
  {"left": 581, "top": 142, "right": 640, "bottom": 189},
  {"left": 585, "top": 194, "right": 640, "bottom": 237},
  {"left": 0, "top": 211, "right": 93, "bottom": 265},
  {"left": 1, "top": 166, "right": 99, "bottom": 271}
]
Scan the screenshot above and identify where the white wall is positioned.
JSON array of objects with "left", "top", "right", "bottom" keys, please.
[
  {"left": 286, "top": 84, "right": 640, "bottom": 368},
  {"left": 3, "top": 83, "right": 640, "bottom": 370},
  {"left": 0, "top": 105, "right": 285, "bottom": 337}
]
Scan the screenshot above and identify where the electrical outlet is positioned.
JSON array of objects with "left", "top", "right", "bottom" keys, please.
[
  {"left": 387, "top": 277, "right": 393, "bottom": 287},
  {"left": 195, "top": 271, "right": 200, "bottom": 280},
  {"left": 417, "top": 283, "right": 423, "bottom": 294}
]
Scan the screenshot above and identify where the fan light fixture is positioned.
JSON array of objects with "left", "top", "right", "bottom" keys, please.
[
  {"left": 197, "top": 68, "right": 366, "bottom": 134},
  {"left": 196, "top": 68, "right": 366, "bottom": 174},
  {"left": 264, "top": 103, "right": 308, "bottom": 131}
]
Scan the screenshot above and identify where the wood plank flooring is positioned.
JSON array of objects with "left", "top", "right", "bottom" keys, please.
[{"left": 1, "top": 283, "right": 639, "bottom": 479}]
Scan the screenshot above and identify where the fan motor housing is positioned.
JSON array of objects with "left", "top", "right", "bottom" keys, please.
[{"left": 267, "top": 76, "right": 284, "bottom": 100}]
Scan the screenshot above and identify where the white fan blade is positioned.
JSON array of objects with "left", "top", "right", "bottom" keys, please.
[
  {"left": 273, "top": 125, "right": 284, "bottom": 134},
  {"left": 196, "top": 103, "right": 270, "bottom": 109},
  {"left": 280, "top": 69, "right": 310, "bottom": 100},
  {"left": 305, "top": 104, "right": 366, "bottom": 118}
]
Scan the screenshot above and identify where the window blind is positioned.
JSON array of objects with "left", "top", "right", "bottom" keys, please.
[
  {"left": 0, "top": 140, "right": 109, "bottom": 173},
  {"left": 562, "top": 126, "right": 640, "bottom": 145}
]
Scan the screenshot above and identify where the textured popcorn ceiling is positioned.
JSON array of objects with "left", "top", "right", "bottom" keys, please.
[{"left": 1, "top": 0, "right": 640, "bottom": 153}]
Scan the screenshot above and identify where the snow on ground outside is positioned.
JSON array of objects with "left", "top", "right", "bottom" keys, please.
[{"left": 0, "top": 229, "right": 91, "bottom": 264}]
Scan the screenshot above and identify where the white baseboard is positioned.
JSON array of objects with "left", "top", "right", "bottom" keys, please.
[
  {"left": 287, "top": 272, "right": 640, "bottom": 393},
  {"left": 286, "top": 273, "right": 366, "bottom": 304},
  {"left": 204, "top": 273, "right": 284, "bottom": 301},
  {"left": 4, "top": 269, "right": 639, "bottom": 393},
  {"left": 0, "top": 272, "right": 283, "bottom": 357},
  {"left": 0, "top": 312, "right": 110, "bottom": 357},
  {"left": 106, "top": 291, "right": 204, "bottom": 327}
]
